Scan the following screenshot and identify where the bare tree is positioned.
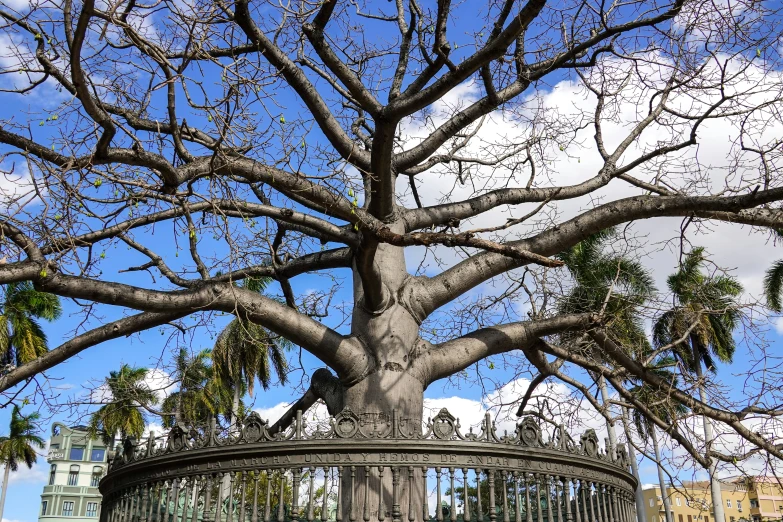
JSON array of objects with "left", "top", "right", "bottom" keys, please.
[{"left": 2, "top": 0, "right": 783, "bottom": 516}]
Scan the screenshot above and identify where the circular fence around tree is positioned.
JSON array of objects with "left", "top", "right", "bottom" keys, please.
[{"left": 99, "top": 408, "right": 637, "bottom": 522}]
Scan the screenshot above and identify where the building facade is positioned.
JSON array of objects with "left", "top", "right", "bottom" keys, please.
[
  {"left": 643, "top": 478, "right": 783, "bottom": 522},
  {"left": 38, "top": 423, "right": 108, "bottom": 522}
]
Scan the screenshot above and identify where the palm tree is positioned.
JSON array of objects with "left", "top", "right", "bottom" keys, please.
[
  {"left": 763, "top": 259, "right": 783, "bottom": 312},
  {"left": 212, "top": 277, "right": 290, "bottom": 430},
  {"left": 556, "top": 229, "right": 655, "bottom": 522},
  {"left": 161, "top": 348, "right": 232, "bottom": 428},
  {"left": 557, "top": 228, "right": 655, "bottom": 445},
  {"left": 88, "top": 364, "right": 158, "bottom": 445},
  {"left": 0, "top": 281, "right": 61, "bottom": 368},
  {"left": 629, "top": 358, "right": 688, "bottom": 522},
  {"left": 0, "top": 405, "right": 45, "bottom": 522},
  {"left": 653, "top": 247, "right": 743, "bottom": 522}
]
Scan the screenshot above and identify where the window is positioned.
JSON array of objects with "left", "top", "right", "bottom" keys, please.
[
  {"left": 728, "top": 500, "right": 732, "bottom": 508},
  {"left": 90, "top": 474, "right": 100, "bottom": 487},
  {"left": 651, "top": 499, "right": 655, "bottom": 507},
  {"left": 677, "top": 498, "right": 682, "bottom": 507},
  {"left": 62, "top": 501, "right": 74, "bottom": 517},
  {"left": 90, "top": 449, "right": 105, "bottom": 462},
  {"left": 731, "top": 517, "right": 736, "bottom": 522},
  {"left": 740, "top": 501, "right": 745, "bottom": 511},
  {"left": 69, "top": 446, "right": 85, "bottom": 461},
  {"left": 67, "top": 465, "right": 79, "bottom": 486},
  {"left": 48, "top": 464, "right": 56, "bottom": 485},
  {"left": 679, "top": 515, "right": 684, "bottom": 522},
  {"left": 41, "top": 501, "right": 48, "bottom": 516},
  {"left": 86, "top": 502, "right": 98, "bottom": 517},
  {"left": 688, "top": 515, "right": 693, "bottom": 522},
  {"left": 706, "top": 517, "right": 710, "bottom": 522},
  {"left": 50, "top": 444, "right": 59, "bottom": 450}
]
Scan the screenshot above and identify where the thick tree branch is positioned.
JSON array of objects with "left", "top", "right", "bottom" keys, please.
[
  {"left": 413, "top": 187, "right": 783, "bottom": 319},
  {"left": 388, "top": 0, "right": 546, "bottom": 118},
  {"left": 584, "top": 330, "right": 783, "bottom": 466},
  {"left": 35, "top": 274, "right": 372, "bottom": 384},
  {"left": 42, "top": 200, "right": 359, "bottom": 255},
  {"left": 414, "top": 313, "right": 592, "bottom": 385},
  {"left": 0, "top": 311, "right": 187, "bottom": 392}
]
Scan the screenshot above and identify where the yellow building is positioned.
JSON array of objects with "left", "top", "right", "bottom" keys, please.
[{"left": 642, "top": 477, "right": 783, "bottom": 522}]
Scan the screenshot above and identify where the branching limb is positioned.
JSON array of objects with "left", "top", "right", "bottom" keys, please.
[
  {"left": 232, "top": 0, "right": 371, "bottom": 171},
  {"left": 413, "top": 313, "right": 593, "bottom": 385},
  {"left": 34, "top": 274, "right": 372, "bottom": 384},
  {"left": 0, "top": 311, "right": 187, "bottom": 392},
  {"left": 413, "top": 187, "right": 783, "bottom": 319}
]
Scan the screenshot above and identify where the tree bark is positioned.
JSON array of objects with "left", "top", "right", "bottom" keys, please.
[
  {"left": 652, "top": 428, "right": 674, "bottom": 522},
  {"left": 0, "top": 463, "right": 9, "bottom": 522},
  {"left": 231, "top": 386, "right": 241, "bottom": 435},
  {"left": 599, "top": 375, "right": 618, "bottom": 452},
  {"left": 623, "top": 408, "right": 647, "bottom": 522},
  {"left": 695, "top": 361, "right": 725, "bottom": 522}
]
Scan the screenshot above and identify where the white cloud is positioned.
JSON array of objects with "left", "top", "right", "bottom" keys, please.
[
  {"left": 254, "top": 401, "right": 295, "bottom": 424},
  {"left": 6, "top": 461, "right": 48, "bottom": 485},
  {"left": 0, "top": 0, "right": 30, "bottom": 10},
  {"left": 0, "top": 163, "right": 41, "bottom": 212},
  {"left": 89, "top": 368, "right": 175, "bottom": 404},
  {"left": 772, "top": 317, "right": 783, "bottom": 335},
  {"left": 398, "top": 55, "right": 783, "bottom": 312},
  {"left": 6, "top": 440, "right": 51, "bottom": 486}
]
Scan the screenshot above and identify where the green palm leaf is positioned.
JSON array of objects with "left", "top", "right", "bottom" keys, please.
[
  {"left": 0, "top": 406, "right": 44, "bottom": 472},
  {"left": 212, "top": 278, "right": 290, "bottom": 397},
  {"left": 653, "top": 248, "right": 742, "bottom": 374},
  {"left": 764, "top": 260, "right": 783, "bottom": 312},
  {"left": 88, "top": 364, "right": 157, "bottom": 444},
  {"left": 0, "top": 282, "right": 61, "bottom": 366}
]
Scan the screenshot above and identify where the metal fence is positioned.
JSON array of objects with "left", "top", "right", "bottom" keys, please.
[{"left": 99, "top": 409, "right": 637, "bottom": 522}]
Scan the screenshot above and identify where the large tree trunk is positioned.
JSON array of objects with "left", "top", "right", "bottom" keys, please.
[
  {"left": 338, "top": 233, "right": 428, "bottom": 520},
  {"left": 694, "top": 361, "right": 725, "bottom": 522},
  {"left": 652, "top": 428, "right": 674, "bottom": 522},
  {"left": 339, "top": 370, "right": 427, "bottom": 521}
]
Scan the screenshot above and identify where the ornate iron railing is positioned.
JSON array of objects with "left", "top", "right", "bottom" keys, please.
[{"left": 99, "top": 408, "right": 638, "bottom": 522}]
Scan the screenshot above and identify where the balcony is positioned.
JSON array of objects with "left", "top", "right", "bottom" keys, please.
[
  {"left": 43, "top": 484, "right": 101, "bottom": 496},
  {"left": 99, "top": 408, "right": 638, "bottom": 522}
]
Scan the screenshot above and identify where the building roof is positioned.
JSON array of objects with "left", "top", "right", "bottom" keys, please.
[{"left": 643, "top": 476, "right": 783, "bottom": 493}]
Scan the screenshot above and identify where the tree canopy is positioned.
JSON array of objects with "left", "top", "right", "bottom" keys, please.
[{"left": 1, "top": 0, "right": 783, "bottom": 484}]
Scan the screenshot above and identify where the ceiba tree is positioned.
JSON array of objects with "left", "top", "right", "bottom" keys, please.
[{"left": 2, "top": 0, "right": 783, "bottom": 512}]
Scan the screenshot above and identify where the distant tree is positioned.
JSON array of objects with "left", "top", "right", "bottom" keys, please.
[
  {"left": 630, "top": 357, "right": 688, "bottom": 522},
  {"left": 212, "top": 277, "right": 290, "bottom": 430},
  {"left": 0, "top": 406, "right": 45, "bottom": 522},
  {"left": 653, "top": 248, "right": 743, "bottom": 522},
  {"left": 161, "top": 348, "right": 233, "bottom": 428},
  {"left": 556, "top": 228, "right": 655, "bottom": 449},
  {"left": 0, "top": 282, "right": 61, "bottom": 368},
  {"left": 88, "top": 364, "right": 158, "bottom": 445},
  {"left": 763, "top": 259, "right": 783, "bottom": 312}
]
